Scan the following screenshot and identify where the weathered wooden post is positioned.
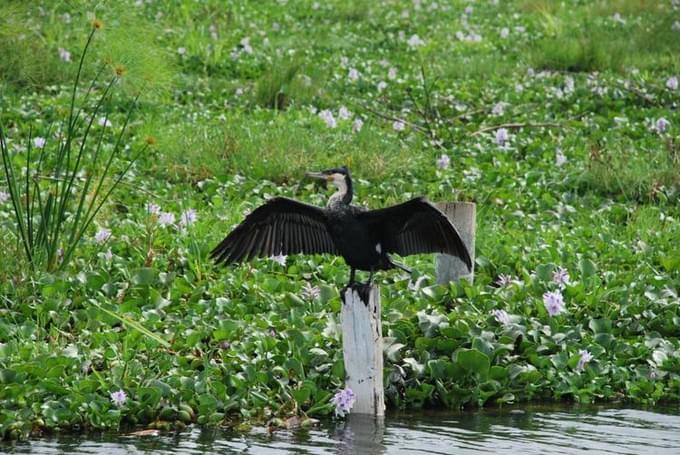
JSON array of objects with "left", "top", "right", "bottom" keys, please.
[
  {"left": 435, "top": 202, "right": 476, "bottom": 284},
  {"left": 341, "top": 285, "right": 385, "bottom": 416}
]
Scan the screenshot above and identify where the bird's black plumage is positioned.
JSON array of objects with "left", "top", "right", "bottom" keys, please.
[{"left": 210, "top": 166, "right": 471, "bottom": 285}]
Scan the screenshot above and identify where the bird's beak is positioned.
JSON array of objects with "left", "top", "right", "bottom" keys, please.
[{"left": 306, "top": 171, "right": 330, "bottom": 181}]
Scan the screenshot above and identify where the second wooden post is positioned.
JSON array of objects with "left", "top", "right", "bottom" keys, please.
[{"left": 435, "top": 202, "right": 476, "bottom": 284}]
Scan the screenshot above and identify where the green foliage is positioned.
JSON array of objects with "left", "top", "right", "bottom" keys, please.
[
  {"left": 576, "top": 141, "right": 680, "bottom": 202},
  {"left": 0, "top": 27, "right": 143, "bottom": 272},
  {"left": 1, "top": 0, "right": 679, "bottom": 442},
  {"left": 0, "top": 5, "right": 75, "bottom": 88},
  {"left": 253, "top": 60, "right": 320, "bottom": 110},
  {"left": 530, "top": 3, "right": 680, "bottom": 72}
]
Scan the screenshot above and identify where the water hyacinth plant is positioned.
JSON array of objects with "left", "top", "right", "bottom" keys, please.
[
  {"left": 332, "top": 388, "right": 356, "bottom": 418},
  {"left": 0, "top": 22, "right": 145, "bottom": 272},
  {"left": 1, "top": 0, "right": 679, "bottom": 443}
]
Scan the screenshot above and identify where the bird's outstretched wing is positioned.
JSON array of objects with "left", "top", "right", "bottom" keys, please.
[
  {"left": 210, "top": 197, "right": 338, "bottom": 264},
  {"left": 357, "top": 197, "right": 472, "bottom": 269}
]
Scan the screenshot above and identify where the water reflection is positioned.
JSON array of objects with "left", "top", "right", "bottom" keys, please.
[
  {"left": 5, "top": 405, "right": 680, "bottom": 454},
  {"left": 334, "top": 415, "right": 385, "bottom": 455}
]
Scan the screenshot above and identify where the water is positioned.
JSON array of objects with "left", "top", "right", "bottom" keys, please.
[{"left": 4, "top": 405, "right": 680, "bottom": 454}]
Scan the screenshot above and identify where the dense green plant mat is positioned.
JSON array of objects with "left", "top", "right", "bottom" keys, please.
[{"left": 1, "top": 0, "right": 679, "bottom": 441}]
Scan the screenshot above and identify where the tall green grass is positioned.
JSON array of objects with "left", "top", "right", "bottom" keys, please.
[
  {"left": 0, "top": 24, "right": 145, "bottom": 272},
  {"left": 529, "top": 3, "right": 680, "bottom": 72},
  {"left": 148, "top": 111, "right": 418, "bottom": 183},
  {"left": 253, "top": 60, "right": 323, "bottom": 110},
  {"left": 576, "top": 141, "right": 680, "bottom": 202},
  {"left": 0, "top": 5, "right": 75, "bottom": 88}
]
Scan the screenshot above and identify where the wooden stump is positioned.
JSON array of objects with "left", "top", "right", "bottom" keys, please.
[
  {"left": 435, "top": 202, "right": 476, "bottom": 284},
  {"left": 341, "top": 284, "right": 385, "bottom": 416}
]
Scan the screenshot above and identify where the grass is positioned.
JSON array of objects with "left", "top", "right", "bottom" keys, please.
[
  {"left": 577, "top": 139, "right": 680, "bottom": 203},
  {"left": 1, "top": 0, "right": 679, "bottom": 442},
  {"left": 529, "top": 1, "right": 680, "bottom": 72}
]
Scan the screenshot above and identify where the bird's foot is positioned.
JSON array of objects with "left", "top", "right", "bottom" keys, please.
[{"left": 341, "top": 282, "right": 374, "bottom": 306}]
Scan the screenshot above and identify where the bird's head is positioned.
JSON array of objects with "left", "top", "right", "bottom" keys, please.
[{"left": 306, "top": 166, "right": 350, "bottom": 190}]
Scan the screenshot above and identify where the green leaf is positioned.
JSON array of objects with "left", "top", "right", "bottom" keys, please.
[
  {"left": 497, "top": 393, "right": 515, "bottom": 404},
  {"left": 94, "top": 302, "right": 170, "bottom": 348},
  {"left": 385, "top": 342, "right": 406, "bottom": 362},
  {"left": 284, "top": 358, "right": 304, "bottom": 378},
  {"left": 580, "top": 258, "right": 597, "bottom": 280},
  {"left": 132, "top": 267, "right": 157, "bottom": 286},
  {"left": 472, "top": 337, "right": 495, "bottom": 359},
  {"left": 402, "top": 357, "right": 425, "bottom": 376},
  {"left": 0, "top": 369, "right": 17, "bottom": 384},
  {"left": 489, "top": 366, "right": 508, "bottom": 381},
  {"left": 212, "top": 319, "right": 239, "bottom": 341},
  {"left": 456, "top": 349, "right": 490, "bottom": 379},
  {"left": 292, "top": 387, "right": 311, "bottom": 404},
  {"left": 427, "top": 359, "right": 452, "bottom": 379},
  {"left": 417, "top": 311, "right": 448, "bottom": 337},
  {"left": 535, "top": 263, "right": 554, "bottom": 282},
  {"left": 589, "top": 318, "right": 612, "bottom": 334}
]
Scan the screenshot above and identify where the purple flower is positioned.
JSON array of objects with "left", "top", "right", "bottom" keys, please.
[
  {"left": 392, "top": 120, "right": 405, "bottom": 131},
  {"left": 492, "top": 309, "right": 511, "bottom": 326},
  {"left": 33, "top": 137, "right": 46, "bottom": 149},
  {"left": 407, "top": 34, "right": 425, "bottom": 48},
  {"left": 146, "top": 202, "right": 161, "bottom": 215},
  {"left": 388, "top": 67, "right": 397, "bottom": 80},
  {"left": 492, "top": 102, "right": 508, "bottom": 115},
  {"left": 351, "top": 118, "right": 364, "bottom": 133},
  {"left": 500, "top": 27, "right": 510, "bottom": 39},
  {"left": 555, "top": 148, "right": 567, "bottom": 167},
  {"left": 301, "top": 282, "right": 321, "bottom": 300},
  {"left": 436, "top": 154, "right": 450, "bottom": 169},
  {"left": 331, "top": 388, "right": 355, "bottom": 417},
  {"left": 495, "top": 274, "right": 514, "bottom": 287},
  {"left": 158, "top": 212, "right": 175, "bottom": 227},
  {"left": 319, "top": 110, "right": 337, "bottom": 128},
  {"left": 58, "top": 47, "right": 71, "bottom": 62},
  {"left": 495, "top": 128, "right": 509, "bottom": 146},
  {"left": 179, "top": 208, "right": 197, "bottom": 227},
  {"left": 270, "top": 253, "right": 287, "bottom": 266},
  {"left": 240, "top": 37, "right": 253, "bottom": 54},
  {"left": 338, "top": 106, "right": 352, "bottom": 120},
  {"left": 95, "top": 227, "right": 112, "bottom": 243},
  {"left": 543, "top": 291, "right": 566, "bottom": 316},
  {"left": 552, "top": 267, "right": 570, "bottom": 289},
  {"left": 611, "top": 12, "right": 626, "bottom": 24},
  {"left": 98, "top": 117, "right": 112, "bottom": 128},
  {"left": 0, "top": 190, "right": 9, "bottom": 204},
  {"left": 576, "top": 350, "right": 593, "bottom": 371},
  {"left": 666, "top": 76, "right": 677, "bottom": 91},
  {"left": 110, "top": 389, "right": 127, "bottom": 407},
  {"left": 655, "top": 118, "right": 670, "bottom": 133},
  {"left": 347, "top": 68, "right": 360, "bottom": 82}
]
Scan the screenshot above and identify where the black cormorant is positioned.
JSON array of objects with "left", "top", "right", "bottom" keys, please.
[{"left": 210, "top": 166, "right": 472, "bottom": 287}]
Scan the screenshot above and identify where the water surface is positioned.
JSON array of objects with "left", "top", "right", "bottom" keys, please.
[{"left": 5, "top": 405, "right": 680, "bottom": 454}]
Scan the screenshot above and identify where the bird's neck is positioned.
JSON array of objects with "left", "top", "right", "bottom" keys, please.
[{"left": 327, "top": 177, "right": 353, "bottom": 208}]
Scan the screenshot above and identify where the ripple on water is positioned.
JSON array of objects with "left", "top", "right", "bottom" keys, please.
[{"left": 5, "top": 406, "right": 680, "bottom": 455}]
